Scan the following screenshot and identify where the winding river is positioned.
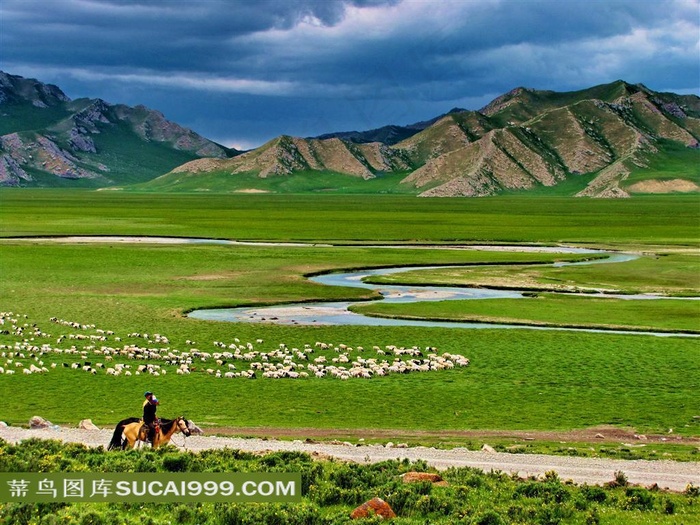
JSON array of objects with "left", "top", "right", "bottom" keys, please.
[
  {"left": 8, "top": 236, "right": 694, "bottom": 336},
  {"left": 184, "top": 244, "right": 696, "bottom": 337}
]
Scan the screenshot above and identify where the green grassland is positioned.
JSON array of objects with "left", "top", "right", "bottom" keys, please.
[
  {"left": 365, "top": 253, "right": 700, "bottom": 296},
  {"left": 0, "top": 191, "right": 698, "bottom": 453},
  {"left": 1, "top": 191, "right": 699, "bottom": 525},
  {"left": 1, "top": 190, "right": 699, "bottom": 245},
  {"left": 137, "top": 170, "right": 418, "bottom": 194}
]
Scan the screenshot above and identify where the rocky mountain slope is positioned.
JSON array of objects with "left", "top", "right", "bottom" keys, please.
[
  {"left": 162, "top": 81, "right": 699, "bottom": 197},
  {"left": 0, "top": 72, "right": 236, "bottom": 187},
  {"left": 170, "top": 134, "right": 411, "bottom": 181}
]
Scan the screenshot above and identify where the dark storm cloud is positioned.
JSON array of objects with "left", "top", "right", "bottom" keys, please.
[
  {"left": 1, "top": 0, "right": 697, "bottom": 148},
  {"left": 1, "top": 0, "right": 395, "bottom": 70}
]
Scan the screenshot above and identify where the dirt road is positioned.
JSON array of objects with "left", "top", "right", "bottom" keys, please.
[{"left": 1, "top": 426, "right": 698, "bottom": 492}]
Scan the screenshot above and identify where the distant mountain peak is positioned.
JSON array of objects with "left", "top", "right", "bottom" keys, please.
[
  {"left": 0, "top": 71, "right": 70, "bottom": 107},
  {"left": 313, "top": 108, "right": 474, "bottom": 146},
  {"left": 0, "top": 71, "right": 237, "bottom": 187}
]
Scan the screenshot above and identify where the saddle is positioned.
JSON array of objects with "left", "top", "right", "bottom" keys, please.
[{"left": 139, "top": 419, "right": 160, "bottom": 443}]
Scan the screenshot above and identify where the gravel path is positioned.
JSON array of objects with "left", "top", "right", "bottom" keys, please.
[{"left": 2, "top": 427, "right": 698, "bottom": 492}]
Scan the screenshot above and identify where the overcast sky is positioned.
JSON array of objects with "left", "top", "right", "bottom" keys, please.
[{"left": 1, "top": 0, "right": 698, "bottom": 150}]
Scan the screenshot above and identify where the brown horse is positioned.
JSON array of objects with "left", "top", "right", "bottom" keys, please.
[
  {"left": 112, "top": 417, "right": 191, "bottom": 449},
  {"left": 108, "top": 417, "right": 141, "bottom": 450}
]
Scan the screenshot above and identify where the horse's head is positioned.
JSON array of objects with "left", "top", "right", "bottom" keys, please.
[{"left": 177, "top": 416, "right": 191, "bottom": 437}]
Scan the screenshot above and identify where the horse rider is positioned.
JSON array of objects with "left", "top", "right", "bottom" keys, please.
[{"left": 142, "top": 391, "right": 160, "bottom": 444}]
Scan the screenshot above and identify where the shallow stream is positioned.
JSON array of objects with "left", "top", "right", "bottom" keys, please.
[
  {"left": 186, "top": 244, "right": 695, "bottom": 337},
  {"left": 9, "top": 236, "right": 693, "bottom": 336}
]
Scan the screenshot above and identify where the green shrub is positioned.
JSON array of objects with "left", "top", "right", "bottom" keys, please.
[
  {"left": 308, "top": 481, "right": 343, "bottom": 506},
  {"left": 39, "top": 514, "right": 60, "bottom": 525},
  {"left": 514, "top": 481, "right": 570, "bottom": 503},
  {"left": 328, "top": 465, "right": 358, "bottom": 490},
  {"left": 624, "top": 487, "right": 655, "bottom": 511},
  {"left": 1, "top": 503, "right": 35, "bottom": 525},
  {"left": 610, "top": 470, "right": 628, "bottom": 488},
  {"left": 172, "top": 504, "right": 195, "bottom": 523},
  {"left": 536, "top": 502, "right": 574, "bottom": 525},
  {"left": 413, "top": 493, "right": 454, "bottom": 516},
  {"left": 301, "top": 462, "right": 326, "bottom": 494},
  {"left": 580, "top": 484, "right": 607, "bottom": 503},
  {"left": 162, "top": 453, "right": 190, "bottom": 472},
  {"left": 585, "top": 508, "right": 600, "bottom": 525},
  {"left": 218, "top": 502, "right": 321, "bottom": 525},
  {"left": 384, "top": 485, "right": 420, "bottom": 516},
  {"left": 506, "top": 504, "right": 537, "bottom": 522},
  {"left": 474, "top": 509, "right": 506, "bottom": 525},
  {"left": 79, "top": 510, "right": 105, "bottom": 525}
]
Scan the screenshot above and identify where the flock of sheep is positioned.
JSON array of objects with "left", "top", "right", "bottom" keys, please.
[{"left": 0, "top": 311, "right": 470, "bottom": 381}]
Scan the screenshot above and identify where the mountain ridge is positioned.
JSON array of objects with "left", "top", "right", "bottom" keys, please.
[
  {"left": 161, "top": 79, "right": 698, "bottom": 197},
  {"left": 312, "top": 107, "right": 468, "bottom": 145},
  {"left": 0, "top": 71, "right": 237, "bottom": 186},
  {"left": 1, "top": 72, "right": 698, "bottom": 197}
]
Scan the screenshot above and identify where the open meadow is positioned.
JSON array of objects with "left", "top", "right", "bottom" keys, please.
[
  {"left": 1, "top": 191, "right": 698, "bottom": 444},
  {"left": 1, "top": 190, "right": 699, "bottom": 523}
]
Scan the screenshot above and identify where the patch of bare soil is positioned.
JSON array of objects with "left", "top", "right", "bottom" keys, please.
[
  {"left": 177, "top": 272, "right": 242, "bottom": 281},
  {"left": 627, "top": 179, "right": 699, "bottom": 194}
]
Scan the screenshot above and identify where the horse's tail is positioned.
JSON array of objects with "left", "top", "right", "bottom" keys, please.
[
  {"left": 107, "top": 423, "right": 125, "bottom": 450},
  {"left": 108, "top": 417, "right": 141, "bottom": 450}
]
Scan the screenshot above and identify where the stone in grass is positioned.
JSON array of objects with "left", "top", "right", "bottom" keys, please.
[
  {"left": 401, "top": 472, "right": 448, "bottom": 486},
  {"left": 350, "top": 497, "right": 397, "bottom": 520},
  {"left": 29, "top": 416, "right": 52, "bottom": 429},
  {"left": 78, "top": 419, "right": 100, "bottom": 430}
]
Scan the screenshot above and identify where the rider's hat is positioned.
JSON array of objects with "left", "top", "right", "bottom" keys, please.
[{"left": 144, "top": 391, "right": 153, "bottom": 397}]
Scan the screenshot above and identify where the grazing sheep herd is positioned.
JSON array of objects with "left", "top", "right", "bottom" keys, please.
[{"left": 0, "top": 311, "right": 470, "bottom": 381}]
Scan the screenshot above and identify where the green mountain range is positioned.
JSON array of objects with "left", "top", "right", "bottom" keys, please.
[
  {"left": 2, "top": 72, "right": 698, "bottom": 197},
  {"left": 0, "top": 71, "right": 237, "bottom": 187}
]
